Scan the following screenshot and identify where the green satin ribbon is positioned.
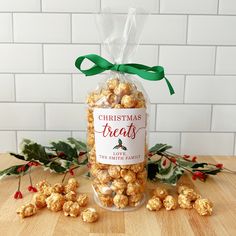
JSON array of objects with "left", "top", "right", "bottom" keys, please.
[{"left": 75, "top": 54, "right": 175, "bottom": 95}]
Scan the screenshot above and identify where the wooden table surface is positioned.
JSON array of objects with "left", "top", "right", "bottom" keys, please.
[{"left": 0, "top": 154, "right": 236, "bottom": 236}]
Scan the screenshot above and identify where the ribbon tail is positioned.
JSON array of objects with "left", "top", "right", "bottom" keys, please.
[{"left": 164, "top": 77, "right": 175, "bottom": 95}]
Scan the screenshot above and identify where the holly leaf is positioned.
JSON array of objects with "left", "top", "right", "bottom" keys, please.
[
  {"left": 0, "top": 164, "right": 30, "bottom": 179},
  {"left": 113, "top": 145, "right": 120, "bottom": 149},
  {"left": 21, "top": 140, "right": 50, "bottom": 165},
  {"left": 51, "top": 141, "right": 77, "bottom": 161},
  {"left": 67, "top": 137, "right": 87, "bottom": 152},
  {"left": 9, "top": 153, "right": 26, "bottom": 161},
  {"left": 149, "top": 143, "right": 172, "bottom": 155},
  {"left": 118, "top": 139, "right": 122, "bottom": 145},
  {"left": 48, "top": 162, "right": 67, "bottom": 173}
]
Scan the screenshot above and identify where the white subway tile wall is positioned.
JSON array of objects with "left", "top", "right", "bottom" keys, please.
[{"left": 0, "top": 1, "right": 236, "bottom": 155}]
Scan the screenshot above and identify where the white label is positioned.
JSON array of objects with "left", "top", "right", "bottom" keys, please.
[{"left": 93, "top": 108, "right": 146, "bottom": 165}]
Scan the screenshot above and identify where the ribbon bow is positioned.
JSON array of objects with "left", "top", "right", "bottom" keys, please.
[{"left": 75, "top": 54, "right": 174, "bottom": 95}]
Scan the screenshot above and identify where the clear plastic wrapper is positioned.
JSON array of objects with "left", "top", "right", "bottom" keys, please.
[{"left": 86, "top": 8, "right": 149, "bottom": 211}]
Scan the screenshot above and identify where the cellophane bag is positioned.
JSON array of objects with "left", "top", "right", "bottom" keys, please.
[{"left": 87, "top": 9, "right": 149, "bottom": 211}]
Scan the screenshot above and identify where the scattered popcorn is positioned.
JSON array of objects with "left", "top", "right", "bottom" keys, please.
[
  {"left": 64, "top": 191, "right": 77, "bottom": 202},
  {"left": 193, "top": 198, "right": 213, "bottom": 216},
  {"left": 163, "top": 195, "right": 177, "bottom": 211},
  {"left": 153, "top": 187, "right": 168, "bottom": 200},
  {"left": 32, "top": 193, "right": 47, "bottom": 209},
  {"left": 52, "top": 183, "right": 64, "bottom": 194},
  {"left": 129, "top": 193, "right": 142, "bottom": 207},
  {"left": 177, "top": 185, "right": 190, "bottom": 194},
  {"left": 98, "top": 194, "right": 113, "bottom": 208},
  {"left": 46, "top": 193, "right": 65, "bottom": 212},
  {"left": 178, "top": 194, "right": 192, "bottom": 209},
  {"left": 77, "top": 193, "right": 89, "bottom": 207},
  {"left": 17, "top": 203, "right": 37, "bottom": 218},
  {"left": 63, "top": 201, "right": 80, "bottom": 217},
  {"left": 81, "top": 208, "right": 99, "bottom": 223},
  {"left": 146, "top": 197, "right": 162, "bottom": 211}
]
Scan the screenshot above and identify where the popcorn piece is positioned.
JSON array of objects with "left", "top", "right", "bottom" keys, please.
[
  {"left": 52, "top": 183, "right": 64, "bottom": 194},
  {"left": 178, "top": 194, "right": 192, "bottom": 209},
  {"left": 121, "top": 170, "right": 136, "bottom": 183},
  {"left": 17, "top": 203, "right": 37, "bottom": 218},
  {"left": 65, "top": 191, "right": 77, "bottom": 202},
  {"left": 81, "top": 208, "right": 99, "bottom": 223},
  {"left": 129, "top": 193, "right": 142, "bottom": 207},
  {"left": 98, "top": 194, "right": 113, "bottom": 207},
  {"left": 107, "top": 78, "right": 119, "bottom": 90},
  {"left": 193, "top": 198, "right": 213, "bottom": 216},
  {"left": 163, "top": 195, "right": 177, "bottom": 211},
  {"left": 121, "top": 94, "right": 137, "bottom": 108},
  {"left": 153, "top": 187, "right": 168, "bottom": 200},
  {"left": 113, "top": 194, "right": 129, "bottom": 209},
  {"left": 64, "top": 178, "right": 79, "bottom": 193},
  {"left": 130, "top": 163, "right": 144, "bottom": 173},
  {"left": 177, "top": 185, "right": 190, "bottom": 194},
  {"left": 182, "top": 188, "right": 200, "bottom": 201},
  {"left": 96, "top": 184, "right": 113, "bottom": 195},
  {"left": 114, "top": 82, "right": 132, "bottom": 97},
  {"left": 111, "top": 178, "right": 127, "bottom": 194},
  {"left": 97, "top": 170, "right": 111, "bottom": 184},
  {"left": 120, "top": 165, "right": 131, "bottom": 169},
  {"left": 77, "top": 193, "right": 89, "bottom": 207},
  {"left": 63, "top": 201, "right": 80, "bottom": 217},
  {"left": 46, "top": 193, "right": 65, "bottom": 212},
  {"left": 108, "top": 165, "right": 121, "bottom": 179},
  {"left": 32, "top": 193, "right": 47, "bottom": 209},
  {"left": 146, "top": 197, "right": 162, "bottom": 211},
  {"left": 36, "top": 180, "right": 51, "bottom": 192},
  {"left": 126, "top": 182, "right": 142, "bottom": 196},
  {"left": 135, "top": 100, "right": 146, "bottom": 108}
]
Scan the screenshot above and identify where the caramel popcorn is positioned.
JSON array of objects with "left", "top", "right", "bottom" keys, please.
[
  {"left": 32, "top": 193, "right": 47, "bottom": 209},
  {"left": 146, "top": 197, "right": 162, "bottom": 211},
  {"left": 65, "top": 191, "right": 77, "bottom": 202},
  {"left": 178, "top": 194, "right": 192, "bottom": 209},
  {"left": 129, "top": 193, "right": 142, "bottom": 207},
  {"left": 107, "top": 78, "right": 119, "bottom": 90},
  {"left": 130, "top": 163, "right": 144, "bottom": 173},
  {"left": 126, "top": 182, "right": 142, "bottom": 196},
  {"left": 113, "top": 194, "right": 129, "bottom": 209},
  {"left": 17, "top": 203, "right": 37, "bottom": 218},
  {"left": 163, "top": 195, "right": 177, "bottom": 211},
  {"left": 153, "top": 187, "right": 168, "bottom": 200},
  {"left": 177, "top": 185, "right": 190, "bottom": 194},
  {"left": 181, "top": 188, "right": 200, "bottom": 202},
  {"left": 36, "top": 180, "right": 51, "bottom": 192},
  {"left": 52, "top": 183, "right": 64, "bottom": 194},
  {"left": 81, "top": 208, "right": 99, "bottom": 223},
  {"left": 46, "top": 193, "right": 65, "bottom": 212},
  {"left": 77, "top": 193, "right": 89, "bottom": 207},
  {"left": 121, "top": 170, "right": 136, "bottom": 183},
  {"left": 121, "top": 94, "right": 137, "bottom": 108},
  {"left": 113, "top": 82, "right": 132, "bottom": 96},
  {"left": 108, "top": 165, "right": 121, "bottom": 179},
  {"left": 64, "top": 178, "right": 79, "bottom": 193},
  {"left": 193, "top": 198, "right": 213, "bottom": 216},
  {"left": 96, "top": 183, "right": 113, "bottom": 195},
  {"left": 98, "top": 194, "right": 113, "bottom": 207},
  {"left": 63, "top": 201, "right": 80, "bottom": 217},
  {"left": 111, "top": 178, "right": 127, "bottom": 194},
  {"left": 97, "top": 170, "right": 111, "bottom": 184}
]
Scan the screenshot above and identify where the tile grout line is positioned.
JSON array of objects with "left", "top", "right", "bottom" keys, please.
[
  {"left": 40, "top": 0, "right": 43, "bottom": 12},
  {"left": 217, "top": 0, "right": 220, "bottom": 14},
  {"left": 11, "top": 13, "right": 14, "bottom": 42},
  {"left": 210, "top": 105, "right": 213, "bottom": 131},
  {"left": 179, "top": 132, "right": 182, "bottom": 155},
  {"left": 158, "top": 0, "right": 161, "bottom": 13},
  {"left": 43, "top": 103, "right": 46, "bottom": 131},
  {"left": 70, "top": 14, "right": 72, "bottom": 43},
  {"left": 15, "top": 130, "right": 18, "bottom": 153},
  {"left": 185, "top": 15, "right": 189, "bottom": 44},
  {"left": 13, "top": 74, "right": 16, "bottom": 102},
  {"left": 71, "top": 74, "right": 73, "bottom": 103},
  {"left": 42, "top": 44, "right": 44, "bottom": 73},
  {"left": 183, "top": 75, "right": 187, "bottom": 103},
  {"left": 214, "top": 46, "right": 218, "bottom": 74}
]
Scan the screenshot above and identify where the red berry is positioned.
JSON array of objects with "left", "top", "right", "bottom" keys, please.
[
  {"left": 192, "top": 156, "right": 197, "bottom": 162},
  {"left": 69, "top": 169, "right": 74, "bottom": 176},
  {"left": 148, "top": 152, "right": 153, "bottom": 157},
  {"left": 18, "top": 191, "right": 23, "bottom": 199},
  {"left": 162, "top": 159, "right": 167, "bottom": 166},
  {"left": 32, "top": 187, "right": 38, "bottom": 192},
  {"left": 14, "top": 191, "right": 19, "bottom": 199},
  {"left": 28, "top": 186, "right": 33, "bottom": 192},
  {"left": 216, "top": 163, "right": 223, "bottom": 169},
  {"left": 192, "top": 175, "right": 197, "bottom": 180},
  {"left": 184, "top": 155, "right": 190, "bottom": 158}
]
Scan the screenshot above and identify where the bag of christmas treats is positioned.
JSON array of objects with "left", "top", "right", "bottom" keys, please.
[{"left": 75, "top": 8, "right": 174, "bottom": 211}]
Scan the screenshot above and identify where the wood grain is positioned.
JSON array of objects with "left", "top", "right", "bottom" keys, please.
[{"left": 0, "top": 154, "right": 236, "bottom": 236}]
